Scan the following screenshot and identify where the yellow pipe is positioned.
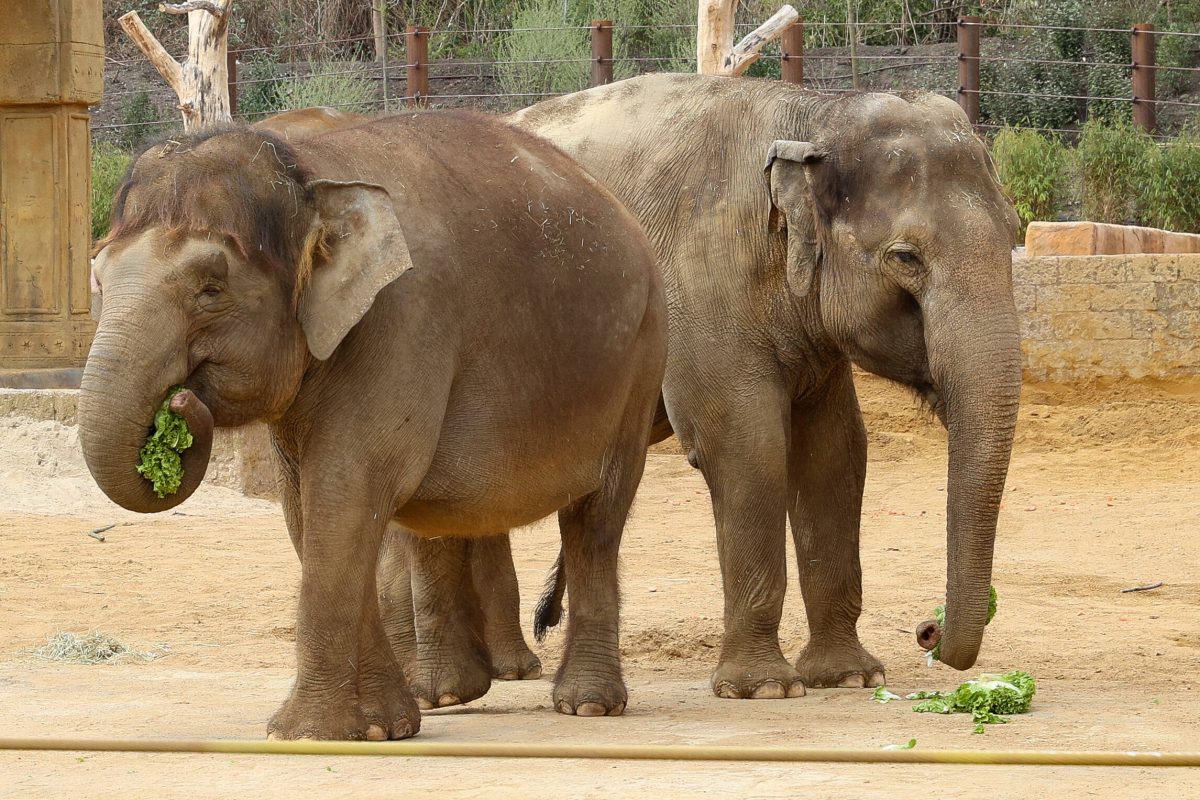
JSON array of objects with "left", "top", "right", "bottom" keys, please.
[{"left": 0, "top": 738, "right": 1197, "bottom": 766}]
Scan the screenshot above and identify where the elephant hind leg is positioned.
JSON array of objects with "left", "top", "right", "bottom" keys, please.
[
  {"left": 788, "top": 364, "right": 885, "bottom": 689},
  {"left": 406, "top": 533, "right": 493, "bottom": 709},
  {"left": 471, "top": 534, "right": 543, "bottom": 680}
]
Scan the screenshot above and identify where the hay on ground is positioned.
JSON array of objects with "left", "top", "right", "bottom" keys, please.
[{"left": 30, "top": 632, "right": 164, "bottom": 664}]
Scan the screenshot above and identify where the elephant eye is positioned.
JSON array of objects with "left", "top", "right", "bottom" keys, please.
[
  {"left": 198, "top": 283, "right": 225, "bottom": 305},
  {"left": 893, "top": 250, "right": 921, "bottom": 266}
]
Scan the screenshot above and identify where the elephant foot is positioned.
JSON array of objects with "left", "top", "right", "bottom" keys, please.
[
  {"left": 710, "top": 655, "right": 806, "bottom": 699},
  {"left": 793, "top": 639, "right": 885, "bottom": 689},
  {"left": 553, "top": 666, "right": 627, "bottom": 716},
  {"left": 490, "top": 642, "right": 543, "bottom": 681},
  {"left": 410, "top": 648, "right": 493, "bottom": 709},
  {"left": 267, "top": 684, "right": 420, "bottom": 741}
]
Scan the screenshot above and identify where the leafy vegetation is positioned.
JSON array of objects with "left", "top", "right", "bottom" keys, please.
[
  {"left": 274, "top": 62, "right": 378, "bottom": 114},
  {"left": 910, "top": 671, "right": 1037, "bottom": 734},
  {"left": 91, "top": 142, "right": 132, "bottom": 242},
  {"left": 1076, "top": 119, "right": 1155, "bottom": 224},
  {"left": 137, "top": 387, "right": 194, "bottom": 498},
  {"left": 991, "top": 127, "right": 1068, "bottom": 235}
]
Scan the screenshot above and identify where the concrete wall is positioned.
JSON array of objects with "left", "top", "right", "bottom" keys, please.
[{"left": 1014, "top": 254, "right": 1200, "bottom": 382}]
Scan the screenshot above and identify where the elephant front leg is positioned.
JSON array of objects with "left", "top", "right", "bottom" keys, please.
[
  {"left": 788, "top": 367, "right": 884, "bottom": 689},
  {"left": 407, "top": 534, "right": 493, "bottom": 709},
  {"left": 472, "top": 534, "right": 542, "bottom": 680},
  {"left": 268, "top": 490, "right": 420, "bottom": 741}
]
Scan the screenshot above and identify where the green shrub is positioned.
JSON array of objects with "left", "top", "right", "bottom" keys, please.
[
  {"left": 117, "top": 91, "right": 171, "bottom": 150},
  {"left": 275, "top": 62, "right": 377, "bottom": 114},
  {"left": 991, "top": 127, "right": 1068, "bottom": 236},
  {"left": 1139, "top": 137, "right": 1200, "bottom": 232},
  {"left": 1076, "top": 119, "right": 1155, "bottom": 224},
  {"left": 496, "top": 0, "right": 590, "bottom": 98},
  {"left": 235, "top": 59, "right": 284, "bottom": 120},
  {"left": 91, "top": 142, "right": 132, "bottom": 242}
]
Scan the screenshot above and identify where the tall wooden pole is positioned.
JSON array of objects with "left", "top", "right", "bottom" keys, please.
[
  {"left": 957, "top": 15, "right": 980, "bottom": 125},
  {"left": 1132, "top": 23, "right": 1157, "bottom": 134}
]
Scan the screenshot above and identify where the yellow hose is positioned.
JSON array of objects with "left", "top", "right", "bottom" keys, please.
[{"left": 0, "top": 738, "right": 1197, "bottom": 766}]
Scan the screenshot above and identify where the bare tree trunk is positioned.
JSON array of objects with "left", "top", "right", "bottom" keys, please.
[
  {"left": 119, "top": 0, "right": 233, "bottom": 131},
  {"left": 697, "top": 0, "right": 799, "bottom": 76}
]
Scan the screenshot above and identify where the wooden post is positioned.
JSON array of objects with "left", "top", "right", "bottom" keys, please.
[
  {"left": 847, "top": 0, "right": 859, "bottom": 89},
  {"left": 371, "top": 0, "right": 386, "bottom": 63},
  {"left": 227, "top": 50, "right": 237, "bottom": 115},
  {"left": 957, "top": 15, "right": 980, "bottom": 125},
  {"left": 590, "top": 19, "right": 613, "bottom": 87},
  {"left": 406, "top": 25, "right": 428, "bottom": 107},
  {"left": 119, "top": 0, "right": 234, "bottom": 131},
  {"left": 697, "top": 1, "right": 799, "bottom": 76},
  {"left": 1132, "top": 23, "right": 1157, "bottom": 134},
  {"left": 781, "top": 19, "right": 803, "bottom": 84}
]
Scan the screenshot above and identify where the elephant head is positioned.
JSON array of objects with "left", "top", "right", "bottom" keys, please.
[
  {"left": 82, "top": 128, "right": 412, "bottom": 513},
  {"left": 764, "top": 94, "right": 1022, "bottom": 670}
]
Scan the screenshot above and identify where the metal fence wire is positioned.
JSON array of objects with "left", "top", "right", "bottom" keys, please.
[{"left": 93, "top": 17, "right": 1198, "bottom": 138}]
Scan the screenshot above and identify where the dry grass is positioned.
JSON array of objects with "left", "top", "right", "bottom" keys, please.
[{"left": 30, "top": 632, "right": 166, "bottom": 665}]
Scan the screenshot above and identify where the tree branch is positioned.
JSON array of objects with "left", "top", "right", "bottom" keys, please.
[
  {"left": 159, "top": 0, "right": 226, "bottom": 16},
  {"left": 722, "top": 5, "right": 799, "bottom": 75},
  {"left": 118, "top": 11, "right": 183, "bottom": 93}
]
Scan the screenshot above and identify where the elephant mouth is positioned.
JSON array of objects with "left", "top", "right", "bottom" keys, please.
[{"left": 911, "top": 382, "right": 947, "bottom": 427}]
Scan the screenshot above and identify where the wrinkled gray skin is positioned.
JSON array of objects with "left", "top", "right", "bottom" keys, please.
[
  {"left": 79, "top": 111, "right": 666, "bottom": 738},
  {"left": 387, "top": 73, "right": 1022, "bottom": 703}
]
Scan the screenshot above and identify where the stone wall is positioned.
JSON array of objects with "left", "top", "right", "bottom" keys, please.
[{"left": 1014, "top": 254, "right": 1200, "bottom": 381}]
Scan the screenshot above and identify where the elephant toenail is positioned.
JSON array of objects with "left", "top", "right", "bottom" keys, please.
[
  {"left": 415, "top": 697, "right": 434, "bottom": 711},
  {"left": 786, "top": 682, "right": 807, "bottom": 698},
  {"left": 838, "top": 674, "right": 866, "bottom": 688},
  {"left": 607, "top": 702, "right": 626, "bottom": 716},
  {"left": 713, "top": 682, "right": 740, "bottom": 699},
  {"left": 365, "top": 724, "right": 387, "bottom": 741},
  {"left": 576, "top": 702, "right": 608, "bottom": 717},
  {"left": 867, "top": 672, "right": 886, "bottom": 688},
  {"left": 555, "top": 700, "right": 574, "bottom": 715},
  {"left": 496, "top": 671, "right": 519, "bottom": 681},
  {"left": 524, "top": 665, "right": 543, "bottom": 680},
  {"left": 437, "top": 693, "right": 461, "bottom": 707},
  {"left": 751, "top": 681, "right": 787, "bottom": 699}
]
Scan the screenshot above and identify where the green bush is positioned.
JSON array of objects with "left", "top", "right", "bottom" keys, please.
[
  {"left": 275, "top": 62, "right": 378, "bottom": 114},
  {"left": 117, "top": 91, "right": 171, "bottom": 150},
  {"left": 991, "top": 127, "right": 1068, "bottom": 236},
  {"left": 495, "top": 0, "right": 638, "bottom": 100},
  {"left": 235, "top": 59, "right": 284, "bottom": 120},
  {"left": 1139, "top": 137, "right": 1200, "bottom": 232},
  {"left": 1076, "top": 119, "right": 1155, "bottom": 224},
  {"left": 91, "top": 142, "right": 132, "bottom": 242}
]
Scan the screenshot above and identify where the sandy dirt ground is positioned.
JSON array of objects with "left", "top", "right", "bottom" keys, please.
[{"left": 1, "top": 375, "right": 1199, "bottom": 798}]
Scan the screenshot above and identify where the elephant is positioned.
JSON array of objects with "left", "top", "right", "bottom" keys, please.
[
  {"left": 251, "top": 106, "right": 545, "bottom": 688},
  {"left": 79, "top": 111, "right": 667, "bottom": 739},
  {"left": 383, "top": 73, "right": 1023, "bottom": 703}
]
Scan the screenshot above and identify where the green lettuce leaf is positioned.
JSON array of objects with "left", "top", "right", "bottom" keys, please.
[
  {"left": 136, "top": 387, "right": 193, "bottom": 498},
  {"left": 911, "top": 670, "right": 1036, "bottom": 732}
]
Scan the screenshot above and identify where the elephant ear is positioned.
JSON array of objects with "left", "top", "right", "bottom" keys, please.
[
  {"left": 763, "top": 140, "right": 835, "bottom": 298},
  {"left": 297, "top": 179, "right": 415, "bottom": 360}
]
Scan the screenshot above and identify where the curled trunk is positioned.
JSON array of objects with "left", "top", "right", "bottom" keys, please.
[{"left": 79, "top": 291, "right": 213, "bottom": 513}]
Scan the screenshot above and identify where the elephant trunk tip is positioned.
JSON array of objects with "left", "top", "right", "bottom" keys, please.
[{"left": 915, "top": 619, "right": 942, "bottom": 652}]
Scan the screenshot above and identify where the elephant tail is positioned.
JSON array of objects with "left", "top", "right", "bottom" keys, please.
[{"left": 533, "top": 548, "right": 566, "bottom": 642}]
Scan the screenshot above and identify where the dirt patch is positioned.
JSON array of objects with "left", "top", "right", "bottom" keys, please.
[{"left": 1, "top": 381, "right": 1199, "bottom": 797}]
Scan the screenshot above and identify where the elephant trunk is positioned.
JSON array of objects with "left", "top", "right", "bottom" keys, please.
[
  {"left": 926, "top": 292, "right": 1022, "bottom": 671},
  {"left": 79, "top": 288, "right": 214, "bottom": 514}
]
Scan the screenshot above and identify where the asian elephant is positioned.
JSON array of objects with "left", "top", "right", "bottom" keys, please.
[
  {"left": 388, "top": 73, "right": 1022, "bottom": 703},
  {"left": 252, "top": 106, "right": 545, "bottom": 687},
  {"left": 79, "top": 111, "right": 667, "bottom": 739}
]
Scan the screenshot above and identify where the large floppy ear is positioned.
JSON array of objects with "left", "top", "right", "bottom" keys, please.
[
  {"left": 763, "top": 140, "right": 831, "bottom": 298},
  {"left": 297, "top": 179, "right": 414, "bottom": 360}
]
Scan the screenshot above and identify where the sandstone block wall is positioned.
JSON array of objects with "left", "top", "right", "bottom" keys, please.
[{"left": 1014, "top": 254, "right": 1200, "bottom": 381}]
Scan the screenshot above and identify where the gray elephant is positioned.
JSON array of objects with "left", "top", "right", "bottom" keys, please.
[
  {"left": 80, "top": 111, "right": 666, "bottom": 739},
  {"left": 387, "top": 73, "right": 1022, "bottom": 705}
]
